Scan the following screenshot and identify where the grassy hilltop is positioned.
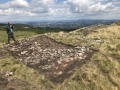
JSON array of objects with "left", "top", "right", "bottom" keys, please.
[
  {"left": 0, "top": 22, "right": 120, "bottom": 90},
  {"left": 46, "top": 24, "right": 120, "bottom": 90}
]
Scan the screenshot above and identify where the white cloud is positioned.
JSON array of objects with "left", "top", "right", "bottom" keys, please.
[
  {"left": 0, "top": 0, "right": 120, "bottom": 21},
  {"left": 64, "top": 0, "right": 115, "bottom": 13},
  {"left": 88, "top": 2, "right": 113, "bottom": 11},
  {"left": 64, "top": 0, "right": 95, "bottom": 12},
  {"left": 49, "top": 8, "right": 71, "bottom": 16},
  {"left": 0, "top": 0, "right": 29, "bottom": 9},
  {"left": 29, "top": 0, "right": 56, "bottom": 14},
  {"left": 0, "top": 8, "right": 36, "bottom": 16},
  {"left": 11, "top": 0, "right": 29, "bottom": 8},
  {"left": 0, "top": 0, "right": 36, "bottom": 17}
]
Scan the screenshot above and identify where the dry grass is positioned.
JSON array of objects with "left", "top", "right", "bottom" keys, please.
[
  {"left": 46, "top": 25, "right": 120, "bottom": 90},
  {"left": 115, "top": 20, "right": 120, "bottom": 25},
  {"left": 0, "top": 24, "right": 120, "bottom": 90},
  {"left": 46, "top": 29, "right": 85, "bottom": 46},
  {"left": 0, "top": 56, "right": 54, "bottom": 90}
]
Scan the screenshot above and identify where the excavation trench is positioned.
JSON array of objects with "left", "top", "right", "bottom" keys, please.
[{"left": 4, "top": 35, "right": 95, "bottom": 83}]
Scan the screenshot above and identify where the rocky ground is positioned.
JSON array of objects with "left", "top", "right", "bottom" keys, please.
[
  {"left": 1, "top": 35, "right": 95, "bottom": 83},
  {"left": 0, "top": 23, "right": 119, "bottom": 90},
  {"left": 0, "top": 70, "right": 35, "bottom": 90}
]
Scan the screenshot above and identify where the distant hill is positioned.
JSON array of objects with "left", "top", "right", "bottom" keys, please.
[
  {"left": 0, "top": 19, "right": 116, "bottom": 30},
  {"left": 26, "top": 20, "right": 116, "bottom": 29}
]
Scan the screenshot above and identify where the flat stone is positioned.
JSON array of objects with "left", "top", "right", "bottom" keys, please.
[
  {"left": 58, "top": 71, "right": 62, "bottom": 75},
  {"left": 21, "top": 51, "right": 28, "bottom": 55},
  {"left": 57, "top": 61, "right": 62, "bottom": 64}
]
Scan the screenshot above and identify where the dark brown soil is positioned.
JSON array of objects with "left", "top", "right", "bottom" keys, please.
[
  {"left": 0, "top": 71, "right": 36, "bottom": 90},
  {"left": 3, "top": 35, "right": 95, "bottom": 83}
]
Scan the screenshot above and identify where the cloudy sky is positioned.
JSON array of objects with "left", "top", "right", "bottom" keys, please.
[{"left": 0, "top": 0, "right": 120, "bottom": 21}]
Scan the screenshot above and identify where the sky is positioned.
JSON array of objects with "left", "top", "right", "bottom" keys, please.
[{"left": 0, "top": 0, "right": 120, "bottom": 21}]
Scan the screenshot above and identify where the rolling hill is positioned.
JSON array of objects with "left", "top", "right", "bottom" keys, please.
[{"left": 0, "top": 22, "right": 120, "bottom": 90}]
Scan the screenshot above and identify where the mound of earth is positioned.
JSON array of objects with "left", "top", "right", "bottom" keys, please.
[{"left": 4, "top": 35, "right": 94, "bottom": 83}]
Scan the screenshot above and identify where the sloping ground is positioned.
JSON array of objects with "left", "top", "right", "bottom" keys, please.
[
  {"left": 0, "top": 72, "right": 33, "bottom": 90},
  {"left": 3, "top": 35, "right": 94, "bottom": 83},
  {"left": 46, "top": 25, "right": 120, "bottom": 90},
  {"left": 77, "top": 24, "right": 107, "bottom": 36},
  {"left": 0, "top": 56, "right": 54, "bottom": 90},
  {"left": 0, "top": 24, "right": 119, "bottom": 90},
  {"left": 46, "top": 24, "right": 107, "bottom": 46}
]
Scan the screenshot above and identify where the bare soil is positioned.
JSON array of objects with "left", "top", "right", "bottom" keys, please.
[{"left": 3, "top": 35, "right": 95, "bottom": 83}]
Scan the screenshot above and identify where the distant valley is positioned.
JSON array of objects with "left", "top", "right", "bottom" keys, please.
[
  {"left": 24, "top": 20, "right": 117, "bottom": 29},
  {"left": 0, "top": 19, "right": 116, "bottom": 30}
]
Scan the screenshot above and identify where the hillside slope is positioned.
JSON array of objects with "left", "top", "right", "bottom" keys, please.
[
  {"left": 46, "top": 24, "right": 120, "bottom": 90},
  {"left": 3, "top": 35, "right": 95, "bottom": 84},
  {"left": 0, "top": 24, "right": 120, "bottom": 90}
]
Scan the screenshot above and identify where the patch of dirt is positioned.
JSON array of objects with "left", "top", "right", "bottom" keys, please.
[
  {"left": 4, "top": 35, "right": 95, "bottom": 83},
  {"left": 0, "top": 71, "right": 35, "bottom": 90},
  {"left": 0, "top": 48, "right": 8, "bottom": 59},
  {"left": 0, "top": 76, "right": 8, "bottom": 89}
]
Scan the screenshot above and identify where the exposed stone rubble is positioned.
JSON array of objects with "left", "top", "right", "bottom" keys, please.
[
  {"left": 0, "top": 72, "right": 8, "bottom": 89},
  {"left": 5, "top": 35, "right": 94, "bottom": 83},
  {"left": 0, "top": 71, "right": 14, "bottom": 89}
]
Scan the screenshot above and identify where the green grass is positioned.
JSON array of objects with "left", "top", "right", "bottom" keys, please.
[{"left": 0, "top": 24, "right": 66, "bottom": 44}]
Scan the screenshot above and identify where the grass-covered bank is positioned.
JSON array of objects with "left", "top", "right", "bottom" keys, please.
[{"left": 46, "top": 24, "right": 120, "bottom": 90}]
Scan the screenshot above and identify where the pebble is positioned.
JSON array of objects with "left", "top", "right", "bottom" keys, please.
[
  {"left": 57, "top": 61, "right": 62, "bottom": 64},
  {"left": 21, "top": 51, "right": 28, "bottom": 55},
  {"left": 5, "top": 71, "right": 13, "bottom": 77},
  {"left": 58, "top": 71, "right": 62, "bottom": 75}
]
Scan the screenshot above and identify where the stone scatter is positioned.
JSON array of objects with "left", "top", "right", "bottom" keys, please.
[{"left": 5, "top": 35, "right": 94, "bottom": 83}]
